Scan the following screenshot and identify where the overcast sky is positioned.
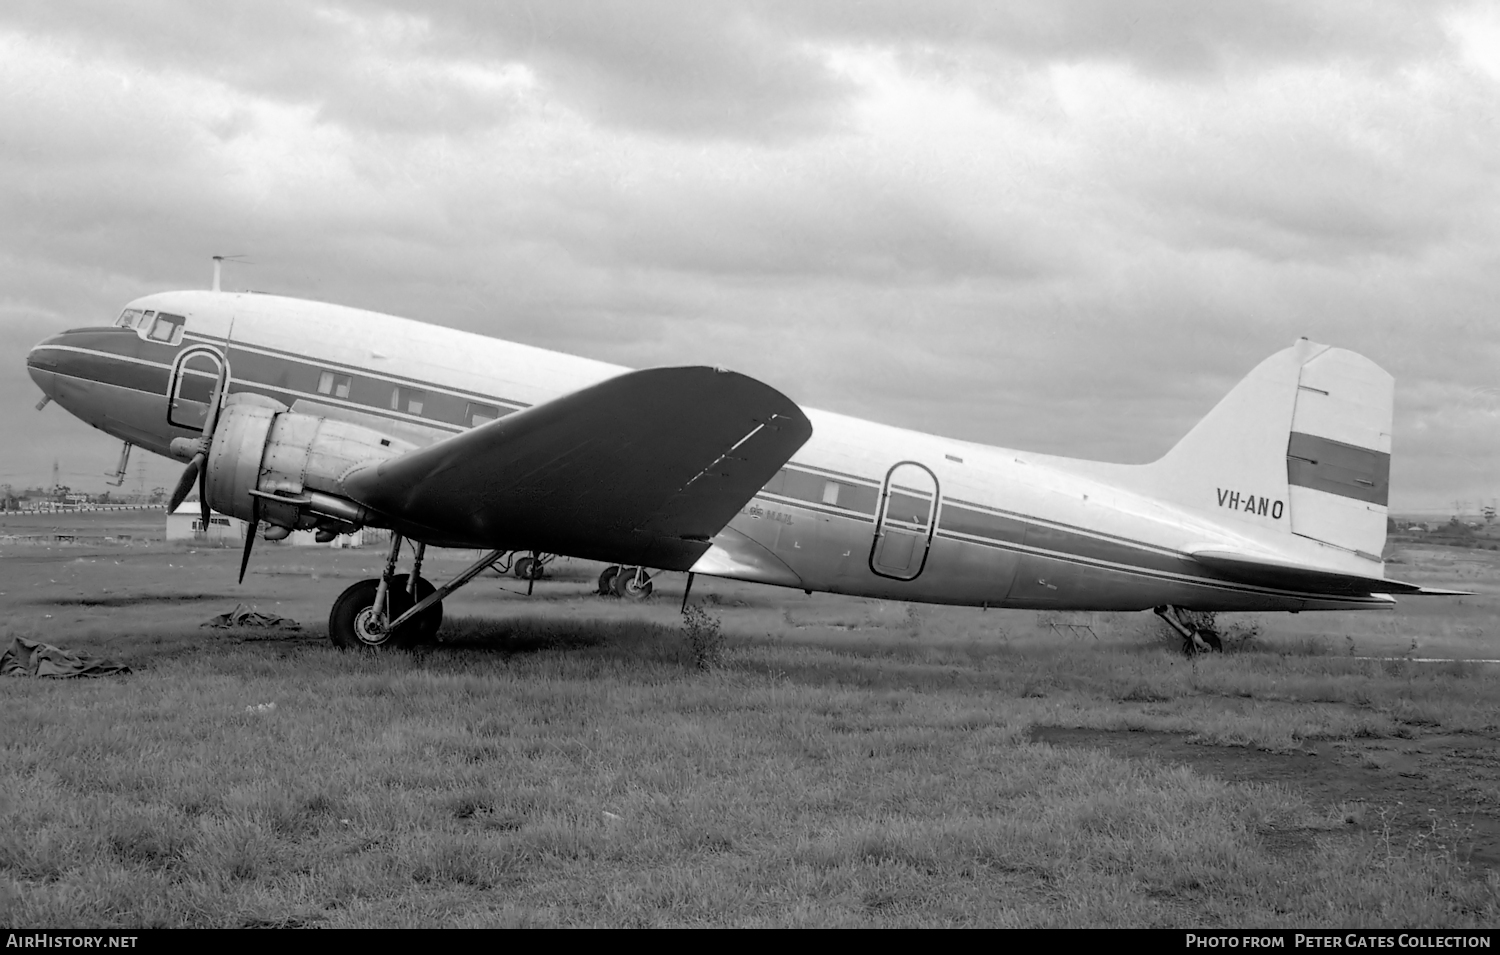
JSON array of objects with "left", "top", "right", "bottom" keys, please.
[{"left": 2, "top": 1, "right": 1496, "bottom": 512}]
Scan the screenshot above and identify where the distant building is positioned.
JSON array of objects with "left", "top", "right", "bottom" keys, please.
[{"left": 167, "top": 501, "right": 245, "bottom": 542}]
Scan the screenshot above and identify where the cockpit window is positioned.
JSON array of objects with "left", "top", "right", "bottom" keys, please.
[
  {"left": 147, "top": 312, "right": 186, "bottom": 344},
  {"left": 116, "top": 308, "right": 146, "bottom": 328}
]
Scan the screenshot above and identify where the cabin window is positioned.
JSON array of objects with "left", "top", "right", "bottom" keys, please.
[
  {"left": 465, "top": 401, "right": 500, "bottom": 427},
  {"left": 821, "top": 481, "right": 840, "bottom": 506},
  {"left": 884, "top": 490, "right": 932, "bottom": 527},
  {"left": 391, "top": 386, "right": 427, "bottom": 416},
  {"left": 147, "top": 312, "right": 186, "bottom": 344},
  {"left": 317, "top": 371, "right": 353, "bottom": 399}
]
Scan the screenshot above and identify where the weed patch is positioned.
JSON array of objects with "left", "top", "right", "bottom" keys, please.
[{"left": 681, "top": 605, "right": 725, "bottom": 670}]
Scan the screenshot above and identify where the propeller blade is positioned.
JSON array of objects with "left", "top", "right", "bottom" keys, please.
[
  {"left": 202, "top": 361, "right": 230, "bottom": 438},
  {"left": 238, "top": 497, "right": 259, "bottom": 584},
  {"left": 166, "top": 453, "right": 204, "bottom": 513},
  {"left": 198, "top": 463, "right": 211, "bottom": 534}
]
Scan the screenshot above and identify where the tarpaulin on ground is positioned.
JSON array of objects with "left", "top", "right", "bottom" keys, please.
[
  {"left": 203, "top": 604, "right": 301, "bottom": 629},
  {"left": 0, "top": 636, "right": 131, "bottom": 678}
]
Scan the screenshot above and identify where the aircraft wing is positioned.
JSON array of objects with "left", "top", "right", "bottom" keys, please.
[
  {"left": 340, "top": 366, "right": 812, "bottom": 569},
  {"left": 1188, "top": 547, "right": 1473, "bottom": 597}
]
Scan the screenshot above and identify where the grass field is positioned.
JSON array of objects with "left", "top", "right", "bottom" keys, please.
[{"left": 2, "top": 515, "right": 1498, "bottom": 927}]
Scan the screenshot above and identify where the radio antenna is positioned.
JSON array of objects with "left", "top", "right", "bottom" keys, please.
[{"left": 210, "top": 254, "right": 248, "bottom": 293}]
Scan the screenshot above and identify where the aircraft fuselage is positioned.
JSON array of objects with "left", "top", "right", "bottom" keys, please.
[{"left": 26, "top": 290, "right": 1395, "bottom": 613}]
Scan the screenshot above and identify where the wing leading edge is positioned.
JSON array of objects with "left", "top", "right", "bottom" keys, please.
[{"left": 340, "top": 366, "right": 813, "bottom": 569}]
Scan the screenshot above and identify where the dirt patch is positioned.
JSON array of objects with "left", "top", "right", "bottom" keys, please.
[{"left": 1030, "top": 725, "right": 1500, "bottom": 874}]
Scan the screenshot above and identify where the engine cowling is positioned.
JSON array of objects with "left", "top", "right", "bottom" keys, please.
[{"left": 203, "top": 396, "right": 416, "bottom": 532}]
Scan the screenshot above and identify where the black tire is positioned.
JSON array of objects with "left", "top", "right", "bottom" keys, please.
[
  {"left": 515, "top": 556, "right": 543, "bottom": 580},
  {"left": 616, "top": 568, "right": 653, "bottom": 601},
  {"left": 1197, "top": 628, "right": 1223, "bottom": 652},
  {"left": 394, "top": 574, "right": 443, "bottom": 644},
  {"left": 598, "top": 565, "right": 620, "bottom": 596},
  {"left": 328, "top": 578, "right": 421, "bottom": 650}
]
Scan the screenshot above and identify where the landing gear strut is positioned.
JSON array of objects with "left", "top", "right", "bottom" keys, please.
[
  {"left": 1154, "top": 605, "right": 1222, "bottom": 655},
  {"left": 326, "top": 533, "right": 499, "bottom": 650}
]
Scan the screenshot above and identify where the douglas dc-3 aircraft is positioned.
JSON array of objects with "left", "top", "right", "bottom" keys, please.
[{"left": 25, "top": 286, "right": 1460, "bottom": 651}]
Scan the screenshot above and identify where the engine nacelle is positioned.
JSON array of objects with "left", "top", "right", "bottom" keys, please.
[{"left": 204, "top": 397, "right": 416, "bottom": 531}]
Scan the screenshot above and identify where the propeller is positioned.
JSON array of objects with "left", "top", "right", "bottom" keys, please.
[
  {"left": 166, "top": 361, "right": 231, "bottom": 535},
  {"left": 238, "top": 496, "right": 260, "bottom": 584}
]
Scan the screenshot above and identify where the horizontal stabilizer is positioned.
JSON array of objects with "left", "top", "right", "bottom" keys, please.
[
  {"left": 1400, "top": 586, "right": 1479, "bottom": 596},
  {"left": 341, "top": 366, "right": 812, "bottom": 569},
  {"left": 1188, "top": 547, "right": 1472, "bottom": 597}
]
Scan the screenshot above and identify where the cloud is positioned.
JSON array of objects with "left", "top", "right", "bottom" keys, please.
[
  {"left": 4, "top": 1, "right": 1458, "bottom": 143},
  {"left": 0, "top": 1, "right": 846, "bottom": 139},
  {"left": 782, "top": 0, "right": 1455, "bottom": 74},
  {"left": 0, "top": 2, "right": 1497, "bottom": 510}
]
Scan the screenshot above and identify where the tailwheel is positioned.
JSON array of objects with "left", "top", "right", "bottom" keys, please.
[
  {"left": 1195, "top": 627, "right": 1223, "bottom": 653},
  {"left": 329, "top": 578, "right": 423, "bottom": 650},
  {"left": 1154, "top": 605, "right": 1222, "bottom": 657}
]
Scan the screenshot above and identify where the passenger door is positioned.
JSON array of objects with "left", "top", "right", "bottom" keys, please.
[
  {"left": 869, "top": 461, "right": 939, "bottom": 580},
  {"left": 168, "top": 347, "right": 225, "bottom": 431}
]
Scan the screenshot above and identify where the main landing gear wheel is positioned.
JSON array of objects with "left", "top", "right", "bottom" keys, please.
[
  {"left": 515, "top": 556, "right": 544, "bottom": 580},
  {"left": 598, "top": 565, "right": 621, "bottom": 595},
  {"left": 328, "top": 576, "right": 440, "bottom": 650},
  {"left": 613, "top": 567, "right": 653, "bottom": 600}
]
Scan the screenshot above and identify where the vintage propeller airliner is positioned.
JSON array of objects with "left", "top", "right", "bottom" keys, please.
[{"left": 25, "top": 283, "right": 1459, "bottom": 651}]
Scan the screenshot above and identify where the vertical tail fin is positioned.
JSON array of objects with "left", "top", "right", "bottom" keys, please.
[{"left": 1142, "top": 339, "right": 1393, "bottom": 560}]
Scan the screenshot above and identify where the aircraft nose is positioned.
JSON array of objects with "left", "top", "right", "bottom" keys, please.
[{"left": 26, "top": 333, "right": 65, "bottom": 397}]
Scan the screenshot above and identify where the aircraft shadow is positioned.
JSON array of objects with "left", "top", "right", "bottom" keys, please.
[{"left": 426, "top": 615, "right": 681, "bottom": 657}]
